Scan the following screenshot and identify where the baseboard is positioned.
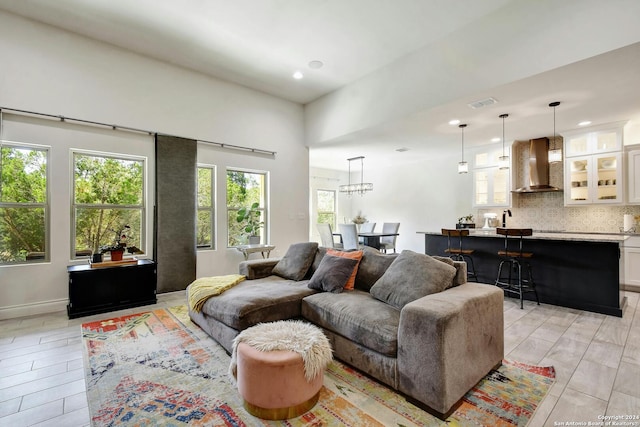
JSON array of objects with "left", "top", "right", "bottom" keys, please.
[{"left": 0, "top": 298, "right": 68, "bottom": 320}]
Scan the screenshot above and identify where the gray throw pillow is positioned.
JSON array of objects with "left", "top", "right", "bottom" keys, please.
[
  {"left": 272, "top": 242, "right": 319, "bottom": 281},
  {"left": 308, "top": 255, "right": 359, "bottom": 293},
  {"left": 370, "top": 250, "right": 457, "bottom": 309},
  {"left": 354, "top": 246, "right": 398, "bottom": 291}
]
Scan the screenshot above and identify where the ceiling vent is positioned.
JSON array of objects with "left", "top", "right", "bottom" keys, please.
[{"left": 468, "top": 97, "right": 498, "bottom": 109}]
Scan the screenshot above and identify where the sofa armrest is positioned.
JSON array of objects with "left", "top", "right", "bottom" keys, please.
[
  {"left": 238, "top": 258, "right": 281, "bottom": 280},
  {"left": 397, "top": 283, "right": 503, "bottom": 415},
  {"left": 452, "top": 260, "right": 467, "bottom": 286}
]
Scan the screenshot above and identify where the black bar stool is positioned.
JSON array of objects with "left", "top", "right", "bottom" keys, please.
[
  {"left": 494, "top": 227, "right": 540, "bottom": 309},
  {"left": 441, "top": 228, "right": 478, "bottom": 281}
]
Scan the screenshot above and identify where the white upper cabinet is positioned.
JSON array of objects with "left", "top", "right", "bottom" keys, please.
[
  {"left": 627, "top": 148, "right": 640, "bottom": 204},
  {"left": 563, "top": 122, "right": 624, "bottom": 157},
  {"left": 562, "top": 122, "right": 625, "bottom": 206},
  {"left": 472, "top": 144, "right": 511, "bottom": 208}
]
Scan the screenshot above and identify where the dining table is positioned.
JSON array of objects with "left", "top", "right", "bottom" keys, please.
[{"left": 333, "top": 232, "right": 399, "bottom": 250}]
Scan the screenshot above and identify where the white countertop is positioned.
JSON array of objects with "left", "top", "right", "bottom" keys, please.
[{"left": 418, "top": 229, "right": 631, "bottom": 243}]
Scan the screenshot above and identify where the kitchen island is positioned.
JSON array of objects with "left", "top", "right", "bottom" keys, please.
[{"left": 419, "top": 230, "right": 627, "bottom": 317}]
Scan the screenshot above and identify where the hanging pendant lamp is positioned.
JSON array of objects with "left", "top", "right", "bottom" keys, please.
[
  {"left": 458, "top": 123, "right": 468, "bottom": 174},
  {"left": 339, "top": 156, "right": 373, "bottom": 196},
  {"left": 498, "top": 113, "right": 510, "bottom": 170},
  {"left": 548, "top": 101, "right": 562, "bottom": 163}
]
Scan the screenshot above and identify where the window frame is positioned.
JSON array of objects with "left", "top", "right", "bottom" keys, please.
[
  {"left": 226, "top": 167, "right": 269, "bottom": 247},
  {"left": 197, "top": 164, "right": 216, "bottom": 250},
  {"left": 316, "top": 189, "right": 337, "bottom": 229},
  {"left": 0, "top": 141, "right": 50, "bottom": 265},
  {"left": 71, "top": 149, "right": 147, "bottom": 260}
]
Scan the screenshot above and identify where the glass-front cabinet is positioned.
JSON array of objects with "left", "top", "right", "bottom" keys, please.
[
  {"left": 562, "top": 122, "right": 625, "bottom": 206},
  {"left": 472, "top": 144, "right": 511, "bottom": 208},
  {"left": 565, "top": 153, "right": 622, "bottom": 205},
  {"left": 564, "top": 123, "right": 623, "bottom": 157}
]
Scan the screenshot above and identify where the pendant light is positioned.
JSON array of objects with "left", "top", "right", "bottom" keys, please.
[
  {"left": 548, "top": 101, "right": 562, "bottom": 163},
  {"left": 498, "top": 113, "right": 510, "bottom": 170},
  {"left": 457, "top": 123, "right": 468, "bottom": 174},
  {"left": 339, "top": 156, "right": 373, "bottom": 196}
]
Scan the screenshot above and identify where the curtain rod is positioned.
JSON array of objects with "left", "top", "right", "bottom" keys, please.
[{"left": 0, "top": 106, "right": 276, "bottom": 157}]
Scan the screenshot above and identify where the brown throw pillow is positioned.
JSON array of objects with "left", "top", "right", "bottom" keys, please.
[
  {"left": 370, "top": 250, "right": 456, "bottom": 309},
  {"left": 308, "top": 255, "right": 359, "bottom": 293},
  {"left": 272, "top": 242, "right": 319, "bottom": 281}
]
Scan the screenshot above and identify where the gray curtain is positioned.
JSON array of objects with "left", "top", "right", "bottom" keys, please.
[{"left": 154, "top": 134, "right": 197, "bottom": 293}]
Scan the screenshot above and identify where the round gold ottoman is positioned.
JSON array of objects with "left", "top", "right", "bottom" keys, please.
[{"left": 229, "top": 320, "right": 332, "bottom": 420}]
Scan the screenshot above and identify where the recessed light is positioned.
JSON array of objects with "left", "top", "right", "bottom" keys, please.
[
  {"left": 396, "top": 147, "right": 409, "bottom": 152},
  {"left": 308, "top": 60, "right": 323, "bottom": 69},
  {"left": 449, "top": 119, "right": 460, "bottom": 125},
  {"left": 293, "top": 71, "right": 304, "bottom": 79},
  {"left": 491, "top": 137, "right": 500, "bottom": 142},
  {"left": 578, "top": 121, "right": 592, "bottom": 126}
]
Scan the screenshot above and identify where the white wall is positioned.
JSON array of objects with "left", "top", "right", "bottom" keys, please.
[
  {"left": 0, "top": 11, "right": 307, "bottom": 318},
  {"left": 318, "top": 150, "right": 473, "bottom": 253}
]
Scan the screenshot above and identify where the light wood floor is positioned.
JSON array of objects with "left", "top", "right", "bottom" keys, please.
[{"left": 1, "top": 290, "right": 639, "bottom": 427}]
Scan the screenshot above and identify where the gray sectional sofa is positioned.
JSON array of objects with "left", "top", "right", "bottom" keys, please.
[{"left": 187, "top": 243, "right": 504, "bottom": 416}]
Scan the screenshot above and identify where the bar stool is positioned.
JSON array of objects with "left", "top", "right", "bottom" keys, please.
[
  {"left": 494, "top": 227, "right": 540, "bottom": 309},
  {"left": 441, "top": 228, "right": 478, "bottom": 282}
]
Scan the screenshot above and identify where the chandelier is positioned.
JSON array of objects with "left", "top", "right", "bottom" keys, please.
[{"left": 339, "top": 156, "right": 373, "bottom": 196}]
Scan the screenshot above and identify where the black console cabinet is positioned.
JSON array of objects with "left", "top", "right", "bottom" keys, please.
[{"left": 67, "top": 259, "right": 157, "bottom": 319}]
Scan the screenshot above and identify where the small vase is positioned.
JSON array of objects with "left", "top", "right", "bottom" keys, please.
[{"left": 249, "top": 235, "right": 261, "bottom": 245}]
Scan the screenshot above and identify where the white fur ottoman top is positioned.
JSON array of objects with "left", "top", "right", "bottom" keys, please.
[{"left": 229, "top": 320, "right": 333, "bottom": 382}]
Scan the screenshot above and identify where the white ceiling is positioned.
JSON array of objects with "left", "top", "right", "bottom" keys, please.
[{"left": 1, "top": 0, "right": 639, "bottom": 171}]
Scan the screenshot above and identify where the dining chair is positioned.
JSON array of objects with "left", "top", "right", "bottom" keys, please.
[
  {"left": 317, "top": 223, "right": 343, "bottom": 249},
  {"left": 358, "top": 222, "right": 376, "bottom": 245},
  {"left": 338, "top": 223, "right": 360, "bottom": 250},
  {"left": 379, "top": 222, "right": 400, "bottom": 253},
  {"left": 359, "top": 222, "right": 376, "bottom": 233}
]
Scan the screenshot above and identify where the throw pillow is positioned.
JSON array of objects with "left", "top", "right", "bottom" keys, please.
[
  {"left": 272, "top": 242, "right": 319, "bottom": 281},
  {"left": 308, "top": 255, "right": 359, "bottom": 293},
  {"left": 354, "top": 246, "right": 398, "bottom": 291},
  {"left": 327, "top": 249, "right": 363, "bottom": 290},
  {"left": 370, "top": 250, "right": 456, "bottom": 309}
]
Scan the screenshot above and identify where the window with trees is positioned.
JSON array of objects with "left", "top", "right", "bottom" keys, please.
[
  {"left": 227, "top": 169, "right": 267, "bottom": 247},
  {"left": 197, "top": 165, "right": 216, "bottom": 249},
  {"left": 316, "top": 189, "right": 336, "bottom": 229},
  {"left": 0, "top": 143, "right": 49, "bottom": 264},
  {"left": 73, "top": 151, "right": 145, "bottom": 259}
]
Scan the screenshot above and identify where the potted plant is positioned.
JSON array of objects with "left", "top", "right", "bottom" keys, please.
[
  {"left": 100, "top": 225, "right": 130, "bottom": 261},
  {"left": 457, "top": 214, "right": 475, "bottom": 229},
  {"left": 236, "top": 202, "right": 264, "bottom": 244},
  {"left": 351, "top": 211, "right": 367, "bottom": 231}
]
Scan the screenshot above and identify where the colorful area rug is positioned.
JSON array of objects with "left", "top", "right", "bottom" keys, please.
[{"left": 82, "top": 306, "right": 555, "bottom": 426}]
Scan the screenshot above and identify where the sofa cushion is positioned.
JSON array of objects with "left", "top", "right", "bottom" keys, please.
[
  {"left": 370, "top": 250, "right": 456, "bottom": 309},
  {"left": 302, "top": 290, "right": 400, "bottom": 357},
  {"left": 272, "top": 242, "right": 319, "bottom": 281},
  {"left": 196, "top": 275, "right": 318, "bottom": 330},
  {"left": 354, "top": 246, "right": 398, "bottom": 291},
  {"left": 308, "top": 254, "right": 359, "bottom": 293},
  {"left": 326, "top": 249, "right": 363, "bottom": 290}
]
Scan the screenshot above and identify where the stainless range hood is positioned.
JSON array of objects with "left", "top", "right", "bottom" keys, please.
[{"left": 512, "top": 137, "right": 563, "bottom": 193}]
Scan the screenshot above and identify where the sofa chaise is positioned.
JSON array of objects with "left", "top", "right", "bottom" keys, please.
[{"left": 187, "top": 242, "right": 504, "bottom": 416}]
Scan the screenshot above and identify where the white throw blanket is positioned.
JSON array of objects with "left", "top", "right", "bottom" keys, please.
[{"left": 229, "top": 320, "right": 333, "bottom": 382}]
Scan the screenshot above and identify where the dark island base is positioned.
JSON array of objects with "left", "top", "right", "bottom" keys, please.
[{"left": 424, "top": 234, "right": 626, "bottom": 317}]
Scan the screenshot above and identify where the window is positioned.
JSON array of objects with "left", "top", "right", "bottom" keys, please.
[
  {"left": 316, "top": 189, "right": 336, "bottom": 229},
  {"left": 226, "top": 169, "right": 267, "bottom": 247},
  {"left": 73, "top": 151, "right": 145, "bottom": 259},
  {"left": 0, "top": 143, "right": 49, "bottom": 263},
  {"left": 197, "top": 165, "right": 216, "bottom": 249}
]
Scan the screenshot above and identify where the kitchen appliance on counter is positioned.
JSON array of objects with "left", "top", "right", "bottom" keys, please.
[{"left": 482, "top": 213, "right": 499, "bottom": 229}]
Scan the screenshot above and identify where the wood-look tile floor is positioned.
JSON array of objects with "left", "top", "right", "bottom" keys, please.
[{"left": 1, "top": 290, "right": 638, "bottom": 426}]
